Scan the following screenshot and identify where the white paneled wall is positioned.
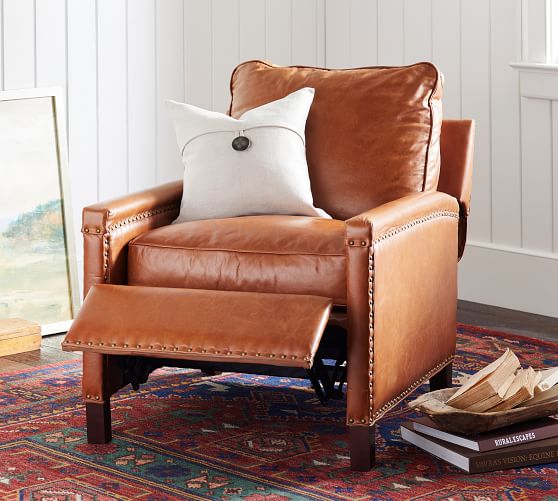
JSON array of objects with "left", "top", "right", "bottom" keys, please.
[
  {"left": 1, "top": 0, "right": 557, "bottom": 316},
  {"left": 1, "top": 0, "right": 187, "bottom": 244},
  {"left": 0, "top": 0, "right": 325, "bottom": 241},
  {"left": 324, "top": 0, "right": 558, "bottom": 318}
]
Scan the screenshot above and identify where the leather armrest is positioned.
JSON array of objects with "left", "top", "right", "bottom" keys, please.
[
  {"left": 82, "top": 181, "right": 182, "bottom": 296},
  {"left": 82, "top": 181, "right": 183, "bottom": 233},
  {"left": 345, "top": 191, "right": 459, "bottom": 243},
  {"left": 344, "top": 191, "right": 460, "bottom": 426}
]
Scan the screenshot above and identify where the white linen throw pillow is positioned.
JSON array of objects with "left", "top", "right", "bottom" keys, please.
[{"left": 167, "top": 87, "right": 330, "bottom": 222}]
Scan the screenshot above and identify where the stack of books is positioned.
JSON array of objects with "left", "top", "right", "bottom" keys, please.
[
  {"left": 401, "top": 350, "right": 558, "bottom": 473},
  {"left": 401, "top": 417, "right": 558, "bottom": 473}
]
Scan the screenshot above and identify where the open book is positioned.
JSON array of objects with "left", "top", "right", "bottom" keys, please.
[{"left": 446, "top": 349, "right": 558, "bottom": 413}]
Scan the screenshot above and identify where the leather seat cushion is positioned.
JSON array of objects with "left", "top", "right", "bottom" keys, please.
[{"left": 128, "top": 215, "right": 347, "bottom": 305}]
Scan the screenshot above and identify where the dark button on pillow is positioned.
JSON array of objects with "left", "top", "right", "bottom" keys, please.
[{"left": 232, "top": 135, "right": 250, "bottom": 151}]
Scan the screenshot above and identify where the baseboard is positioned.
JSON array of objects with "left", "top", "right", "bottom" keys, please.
[{"left": 459, "top": 241, "right": 558, "bottom": 318}]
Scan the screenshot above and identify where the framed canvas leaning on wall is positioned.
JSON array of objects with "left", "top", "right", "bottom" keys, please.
[{"left": 0, "top": 88, "right": 79, "bottom": 334}]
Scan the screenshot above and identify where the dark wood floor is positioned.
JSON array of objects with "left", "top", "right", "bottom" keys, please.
[
  {"left": 1, "top": 300, "right": 557, "bottom": 371},
  {"left": 457, "top": 300, "right": 558, "bottom": 342}
]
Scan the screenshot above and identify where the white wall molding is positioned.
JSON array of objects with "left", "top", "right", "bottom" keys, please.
[
  {"left": 510, "top": 61, "right": 558, "bottom": 73},
  {"left": 466, "top": 240, "right": 558, "bottom": 261},
  {"left": 459, "top": 242, "right": 558, "bottom": 318},
  {"left": 511, "top": 62, "right": 558, "bottom": 100}
]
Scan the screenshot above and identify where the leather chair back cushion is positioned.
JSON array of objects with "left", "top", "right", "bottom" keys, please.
[{"left": 229, "top": 61, "right": 443, "bottom": 220}]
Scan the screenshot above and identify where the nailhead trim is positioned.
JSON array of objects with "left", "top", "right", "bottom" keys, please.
[
  {"left": 83, "top": 203, "right": 180, "bottom": 284},
  {"left": 353, "top": 210, "right": 458, "bottom": 426},
  {"left": 367, "top": 246, "right": 375, "bottom": 424},
  {"left": 373, "top": 210, "right": 459, "bottom": 244},
  {"left": 106, "top": 204, "right": 180, "bottom": 232},
  {"left": 66, "top": 342, "right": 312, "bottom": 365},
  {"left": 371, "top": 356, "right": 454, "bottom": 423}
]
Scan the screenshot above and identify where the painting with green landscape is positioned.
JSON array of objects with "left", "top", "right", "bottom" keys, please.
[{"left": 0, "top": 96, "right": 73, "bottom": 326}]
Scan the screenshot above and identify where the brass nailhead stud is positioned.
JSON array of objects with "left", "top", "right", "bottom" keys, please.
[
  {"left": 361, "top": 241, "right": 366, "bottom": 246},
  {"left": 361, "top": 419, "right": 366, "bottom": 423},
  {"left": 187, "top": 348, "right": 192, "bottom": 352},
  {"left": 95, "top": 396, "right": 100, "bottom": 400},
  {"left": 241, "top": 352, "right": 247, "bottom": 356},
  {"left": 174, "top": 347, "right": 179, "bottom": 351},
  {"left": 96, "top": 229, "right": 101, "bottom": 233},
  {"left": 291, "top": 356, "right": 297, "bottom": 359},
  {"left": 137, "top": 345, "right": 141, "bottom": 348},
  {"left": 86, "top": 394, "right": 91, "bottom": 398},
  {"left": 227, "top": 351, "right": 233, "bottom": 355},
  {"left": 124, "top": 344, "right": 128, "bottom": 348},
  {"left": 256, "top": 353, "right": 261, "bottom": 356},
  {"left": 349, "top": 418, "right": 354, "bottom": 423},
  {"left": 76, "top": 341, "right": 81, "bottom": 345},
  {"left": 149, "top": 346, "right": 153, "bottom": 349},
  {"left": 111, "top": 343, "right": 116, "bottom": 347},
  {"left": 87, "top": 342, "right": 93, "bottom": 346},
  {"left": 348, "top": 240, "right": 354, "bottom": 245},
  {"left": 84, "top": 228, "right": 89, "bottom": 233},
  {"left": 202, "top": 349, "right": 206, "bottom": 353},
  {"left": 281, "top": 355, "right": 287, "bottom": 358},
  {"left": 270, "top": 354, "right": 275, "bottom": 358}
]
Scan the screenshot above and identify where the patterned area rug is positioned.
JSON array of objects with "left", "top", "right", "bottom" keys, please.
[{"left": 1, "top": 324, "right": 557, "bottom": 500}]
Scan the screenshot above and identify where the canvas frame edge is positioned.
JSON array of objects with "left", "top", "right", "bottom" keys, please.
[{"left": 0, "top": 86, "right": 80, "bottom": 335}]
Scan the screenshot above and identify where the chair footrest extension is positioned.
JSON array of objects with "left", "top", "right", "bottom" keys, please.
[{"left": 63, "top": 285, "right": 332, "bottom": 370}]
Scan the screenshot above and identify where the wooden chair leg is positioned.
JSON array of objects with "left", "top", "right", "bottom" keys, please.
[
  {"left": 86, "top": 401, "right": 112, "bottom": 444},
  {"left": 430, "top": 362, "right": 453, "bottom": 391},
  {"left": 349, "top": 425, "right": 376, "bottom": 471}
]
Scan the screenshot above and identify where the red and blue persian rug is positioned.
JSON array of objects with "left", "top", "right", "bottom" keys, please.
[{"left": 1, "top": 324, "right": 557, "bottom": 500}]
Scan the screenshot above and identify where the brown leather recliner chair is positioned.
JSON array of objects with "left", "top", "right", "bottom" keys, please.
[{"left": 80, "top": 61, "right": 474, "bottom": 471}]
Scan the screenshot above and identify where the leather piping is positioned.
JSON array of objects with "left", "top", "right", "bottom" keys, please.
[
  {"left": 228, "top": 59, "right": 440, "bottom": 116},
  {"left": 128, "top": 241, "right": 345, "bottom": 257},
  {"left": 367, "top": 210, "right": 459, "bottom": 425},
  {"left": 422, "top": 68, "right": 442, "bottom": 191}
]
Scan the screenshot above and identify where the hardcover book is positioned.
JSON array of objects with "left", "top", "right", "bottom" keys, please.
[
  {"left": 401, "top": 422, "right": 558, "bottom": 473},
  {"left": 411, "top": 416, "right": 558, "bottom": 452}
]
